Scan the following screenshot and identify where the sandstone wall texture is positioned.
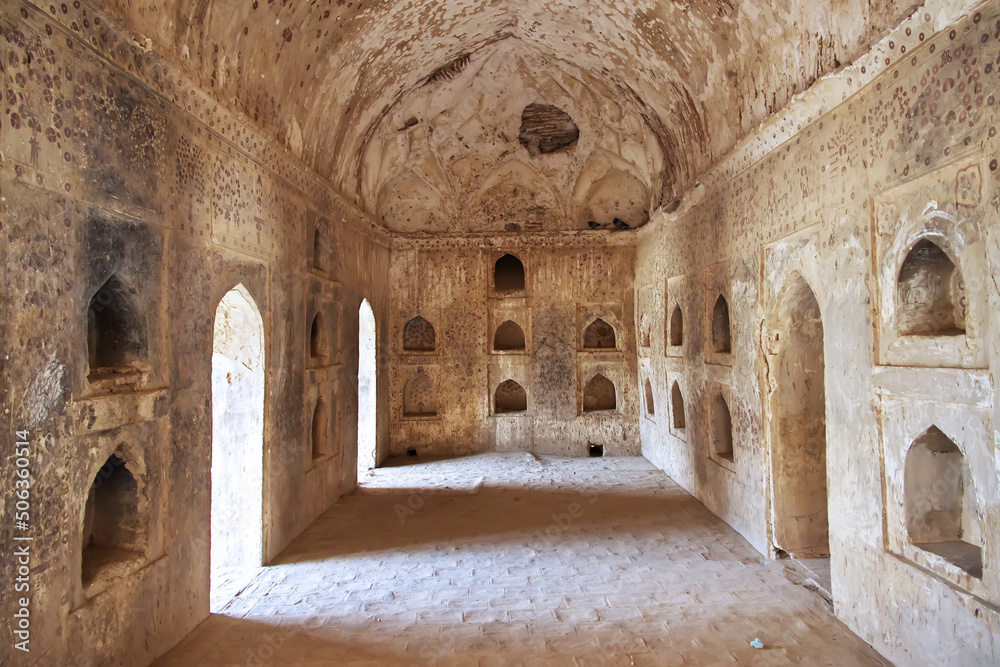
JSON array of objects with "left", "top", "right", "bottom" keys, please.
[
  {"left": 637, "top": 5, "right": 1000, "bottom": 665},
  {"left": 0, "top": 3, "right": 390, "bottom": 664}
]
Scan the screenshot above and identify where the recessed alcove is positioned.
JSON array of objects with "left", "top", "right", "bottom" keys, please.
[
  {"left": 494, "top": 320, "right": 526, "bottom": 352},
  {"left": 639, "top": 315, "right": 651, "bottom": 348},
  {"left": 671, "top": 382, "right": 686, "bottom": 430},
  {"left": 403, "top": 316, "right": 436, "bottom": 352},
  {"left": 711, "top": 393, "right": 734, "bottom": 462},
  {"left": 311, "top": 398, "right": 329, "bottom": 460},
  {"left": 711, "top": 295, "right": 731, "bottom": 354},
  {"left": 896, "top": 238, "right": 965, "bottom": 337},
  {"left": 495, "top": 379, "right": 527, "bottom": 414},
  {"left": 583, "top": 374, "right": 617, "bottom": 412},
  {"left": 669, "top": 306, "right": 684, "bottom": 347},
  {"left": 81, "top": 450, "right": 148, "bottom": 592},
  {"left": 583, "top": 319, "right": 617, "bottom": 350},
  {"left": 905, "top": 426, "right": 982, "bottom": 578},
  {"left": 310, "top": 312, "right": 329, "bottom": 359},
  {"left": 644, "top": 379, "right": 655, "bottom": 416},
  {"left": 494, "top": 254, "right": 525, "bottom": 294},
  {"left": 403, "top": 371, "right": 438, "bottom": 418},
  {"left": 86, "top": 273, "right": 147, "bottom": 386}
]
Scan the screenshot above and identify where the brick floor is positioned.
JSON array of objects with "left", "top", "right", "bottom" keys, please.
[{"left": 153, "top": 453, "right": 889, "bottom": 666}]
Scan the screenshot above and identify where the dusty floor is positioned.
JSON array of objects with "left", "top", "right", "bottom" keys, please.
[{"left": 154, "top": 454, "right": 888, "bottom": 666}]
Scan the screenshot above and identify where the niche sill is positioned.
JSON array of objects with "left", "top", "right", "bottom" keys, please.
[
  {"left": 914, "top": 541, "right": 983, "bottom": 579},
  {"left": 86, "top": 365, "right": 148, "bottom": 394},
  {"left": 81, "top": 546, "right": 147, "bottom": 599}
]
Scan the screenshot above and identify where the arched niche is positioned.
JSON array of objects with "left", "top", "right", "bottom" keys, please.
[
  {"left": 583, "top": 374, "right": 617, "bottom": 412},
  {"left": 403, "top": 316, "right": 436, "bottom": 352},
  {"left": 905, "top": 426, "right": 982, "bottom": 578},
  {"left": 638, "top": 314, "right": 651, "bottom": 348},
  {"left": 671, "top": 382, "right": 685, "bottom": 430},
  {"left": 644, "top": 379, "right": 655, "bottom": 416},
  {"left": 87, "top": 273, "right": 147, "bottom": 382},
  {"left": 669, "top": 305, "right": 684, "bottom": 347},
  {"left": 311, "top": 398, "right": 329, "bottom": 460},
  {"left": 81, "top": 447, "right": 148, "bottom": 590},
  {"left": 403, "top": 371, "right": 437, "bottom": 417},
  {"left": 310, "top": 311, "right": 329, "bottom": 359},
  {"left": 896, "top": 238, "right": 965, "bottom": 336},
  {"left": 495, "top": 379, "right": 527, "bottom": 414},
  {"left": 711, "top": 295, "right": 731, "bottom": 354},
  {"left": 494, "top": 254, "right": 525, "bottom": 294},
  {"left": 711, "top": 393, "right": 733, "bottom": 461},
  {"left": 494, "top": 320, "right": 526, "bottom": 351},
  {"left": 583, "top": 318, "right": 617, "bottom": 350}
]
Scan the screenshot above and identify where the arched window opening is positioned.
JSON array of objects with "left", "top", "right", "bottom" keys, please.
[
  {"left": 403, "top": 371, "right": 437, "bottom": 417},
  {"left": 358, "top": 299, "right": 377, "bottom": 477},
  {"left": 494, "top": 254, "right": 525, "bottom": 294},
  {"left": 495, "top": 379, "right": 527, "bottom": 414},
  {"left": 87, "top": 273, "right": 147, "bottom": 381},
  {"left": 712, "top": 394, "right": 733, "bottom": 461},
  {"left": 671, "top": 382, "right": 686, "bottom": 430},
  {"left": 644, "top": 379, "right": 655, "bottom": 416},
  {"left": 905, "top": 426, "right": 982, "bottom": 578},
  {"left": 403, "top": 316, "right": 436, "bottom": 352},
  {"left": 311, "top": 398, "right": 328, "bottom": 460},
  {"left": 583, "top": 374, "right": 617, "bottom": 412},
  {"left": 81, "top": 451, "right": 147, "bottom": 589},
  {"left": 583, "top": 318, "right": 617, "bottom": 350},
  {"left": 712, "top": 296, "right": 731, "bottom": 354},
  {"left": 310, "top": 312, "right": 328, "bottom": 359},
  {"left": 494, "top": 320, "right": 526, "bottom": 351},
  {"left": 670, "top": 305, "right": 684, "bottom": 347},
  {"left": 896, "top": 238, "right": 965, "bottom": 336}
]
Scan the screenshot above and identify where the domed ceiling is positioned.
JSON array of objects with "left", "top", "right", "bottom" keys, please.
[{"left": 94, "top": 0, "right": 917, "bottom": 232}]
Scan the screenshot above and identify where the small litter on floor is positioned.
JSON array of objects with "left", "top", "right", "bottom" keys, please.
[{"left": 750, "top": 638, "right": 764, "bottom": 649}]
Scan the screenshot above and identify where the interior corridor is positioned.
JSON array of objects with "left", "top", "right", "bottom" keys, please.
[{"left": 154, "top": 454, "right": 885, "bottom": 666}]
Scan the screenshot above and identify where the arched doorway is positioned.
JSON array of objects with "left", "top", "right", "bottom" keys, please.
[
  {"left": 357, "top": 299, "right": 377, "bottom": 478},
  {"left": 768, "top": 275, "right": 828, "bottom": 558},
  {"left": 211, "top": 285, "right": 265, "bottom": 600}
]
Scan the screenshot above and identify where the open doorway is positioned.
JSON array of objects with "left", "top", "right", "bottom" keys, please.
[
  {"left": 767, "top": 275, "right": 829, "bottom": 576},
  {"left": 211, "top": 285, "right": 264, "bottom": 609},
  {"left": 357, "top": 298, "right": 377, "bottom": 478}
]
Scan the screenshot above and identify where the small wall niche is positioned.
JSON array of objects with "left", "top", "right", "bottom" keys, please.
[
  {"left": 583, "top": 374, "right": 617, "bottom": 412},
  {"left": 711, "top": 295, "right": 732, "bottom": 354},
  {"left": 495, "top": 379, "right": 527, "bottom": 414},
  {"left": 669, "top": 305, "right": 684, "bottom": 347},
  {"left": 311, "top": 398, "right": 329, "bottom": 460},
  {"left": 494, "top": 254, "right": 525, "bottom": 294},
  {"left": 583, "top": 318, "right": 617, "bottom": 350},
  {"left": 403, "top": 370, "right": 438, "bottom": 418},
  {"left": 905, "top": 426, "right": 982, "bottom": 578},
  {"left": 403, "top": 316, "right": 436, "bottom": 352},
  {"left": 644, "top": 379, "right": 655, "bottom": 416},
  {"left": 639, "top": 314, "right": 651, "bottom": 348},
  {"left": 494, "top": 320, "right": 526, "bottom": 351},
  {"left": 711, "top": 393, "right": 734, "bottom": 462},
  {"left": 896, "top": 238, "right": 965, "bottom": 336},
  {"left": 671, "top": 382, "right": 686, "bottom": 430},
  {"left": 87, "top": 273, "right": 147, "bottom": 385},
  {"left": 81, "top": 450, "right": 148, "bottom": 591},
  {"left": 310, "top": 311, "right": 329, "bottom": 359}
]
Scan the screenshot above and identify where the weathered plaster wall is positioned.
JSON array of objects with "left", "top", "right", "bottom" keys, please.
[
  {"left": 0, "top": 2, "right": 389, "bottom": 665},
  {"left": 388, "top": 234, "right": 640, "bottom": 458},
  {"left": 637, "top": 4, "right": 1000, "bottom": 665}
]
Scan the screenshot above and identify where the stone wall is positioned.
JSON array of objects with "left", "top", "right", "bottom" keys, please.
[
  {"left": 0, "top": 2, "right": 390, "bottom": 664},
  {"left": 387, "top": 234, "right": 640, "bottom": 457},
  {"left": 636, "top": 4, "right": 1000, "bottom": 665}
]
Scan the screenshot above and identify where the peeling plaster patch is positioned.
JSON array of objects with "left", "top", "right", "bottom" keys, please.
[{"left": 21, "top": 354, "right": 67, "bottom": 428}]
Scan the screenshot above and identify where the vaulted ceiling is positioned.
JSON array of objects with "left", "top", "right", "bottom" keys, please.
[{"left": 95, "top": 0, "right": 917, "bottom": 232}]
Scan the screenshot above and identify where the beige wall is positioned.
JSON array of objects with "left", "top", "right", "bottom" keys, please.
[
  {"left": 636, "top": 5, "right": 1000, "bottom": 665},
  {"left": 0, "top": 2, "right": 389, "bottom": 664}
]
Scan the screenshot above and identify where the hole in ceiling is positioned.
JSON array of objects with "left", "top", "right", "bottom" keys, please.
[{"left": 518, "top": 103, "right": 580, "bottom": 157}]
